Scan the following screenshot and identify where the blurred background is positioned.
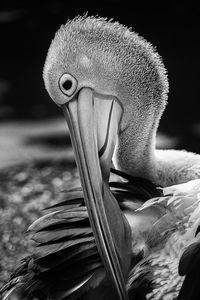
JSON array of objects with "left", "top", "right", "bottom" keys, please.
[{"left": 0, "top": 0, "right": 200, "bottom": 167}]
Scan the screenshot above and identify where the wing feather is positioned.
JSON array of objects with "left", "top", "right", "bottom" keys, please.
[{"left": 1, "top": 168, "right": 162, "bottom": 299}]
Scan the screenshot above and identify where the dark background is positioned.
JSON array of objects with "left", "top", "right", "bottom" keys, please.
[{"left": 0, "top": 0, "right": 200, "bottom": 153}]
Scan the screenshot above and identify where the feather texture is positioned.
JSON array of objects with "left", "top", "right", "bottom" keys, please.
[
  {"left": 2, "top": 171, "right": 200, "bottom": 299},
  {"left": 1, "top": 169, "right": 162, "bottom": 300},
  {"left": 178, "top": 241, "right": 200, "bottom": 299}
]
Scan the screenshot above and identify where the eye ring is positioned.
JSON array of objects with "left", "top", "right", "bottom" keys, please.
[{"left": 59, "top": 73, "right": 78, "bottom": 97}]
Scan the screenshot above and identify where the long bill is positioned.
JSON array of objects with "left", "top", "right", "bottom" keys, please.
[{"left": 61, "top": 88, "right": 129, "bottom": 300}]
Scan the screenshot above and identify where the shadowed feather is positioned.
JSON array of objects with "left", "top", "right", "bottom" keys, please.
[
  {"left": 0, "top": 169, "right": 162, "bottom": 300},
  {"left": 178, "top": 237, "right": 200, "bottom": 300},
  {"left": 2, "top": 171, "right": 200, "bottom": 299}
]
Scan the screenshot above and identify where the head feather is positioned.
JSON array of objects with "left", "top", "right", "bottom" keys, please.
[{"left": 43, "top": 15, "right": 168, "bottom": 116}]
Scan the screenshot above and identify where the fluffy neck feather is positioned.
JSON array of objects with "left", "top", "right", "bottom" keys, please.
[
  {"left": 114, "top": 121, "right": 200, "bottom": 187},
  {"left": 114, "top": 120, "right": 157, "bottom": 182}
]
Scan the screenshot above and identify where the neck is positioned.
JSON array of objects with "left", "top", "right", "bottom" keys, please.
[{"left": 113, "top": 122, "right": 157, "bottom": 182}]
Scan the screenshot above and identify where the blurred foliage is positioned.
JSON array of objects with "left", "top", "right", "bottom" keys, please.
[{"left": 0, "top": 159, "right": 80, "bottom": 289}]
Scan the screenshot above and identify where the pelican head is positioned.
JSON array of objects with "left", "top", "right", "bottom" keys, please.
[
  {"left": 44, "top": 16, "right": 168, "bottom": 179},
  {"left": 43, "top": 16, "right": 168, "bottom": 299}
]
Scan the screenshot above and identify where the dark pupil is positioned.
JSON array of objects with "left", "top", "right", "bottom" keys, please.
[{"left": 63, "top": 79, "right": 72, "bottom": 90}]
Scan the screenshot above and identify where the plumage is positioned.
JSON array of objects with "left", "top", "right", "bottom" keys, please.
[
  {"left": 0, "top": 169, "right": 161, "bottom": 300},
  {"left": 178, "top": 239, "right": 200, "bottom": 300},
  {"left": 2, "top": 171, "right": 200, "bottom": 299},
  {"left": 130, "top": 179, "right": 200, "bottom": 299}
]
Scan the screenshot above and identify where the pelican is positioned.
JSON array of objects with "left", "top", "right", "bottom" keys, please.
[{"left": 1, "top": 15, "right": 200, "bottom": 300}]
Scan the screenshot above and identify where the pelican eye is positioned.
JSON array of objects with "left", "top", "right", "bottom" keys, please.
[{"left": 59, "top": 73, "right": 77, "bottom": 96}]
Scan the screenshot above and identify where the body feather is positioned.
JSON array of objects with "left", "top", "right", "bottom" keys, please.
[
  {"left": 1, "top": 169, "right": 160, "bottom": 300},
  {"left": 2, "top": 171, "right": 200, "bottom": 299}
]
